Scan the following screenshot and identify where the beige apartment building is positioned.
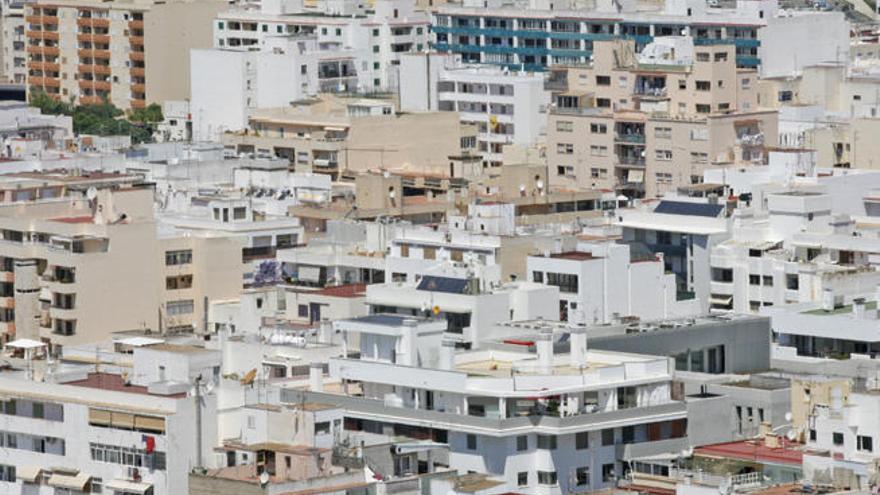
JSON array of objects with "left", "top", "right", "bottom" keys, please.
[
  {"left": 547, "top": 38, "right": 774, "bottom": 197},
  {"left": 222, "top": 95, "right": 478, "bottom": 179},
  {"left": 0, "top": 172, "right": 242, "bottom": 347},
  {"left": 25, "top": 0, "right": 225, "bottom": 109}
]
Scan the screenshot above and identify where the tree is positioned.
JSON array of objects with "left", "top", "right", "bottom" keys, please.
[{"left": 29, "top": 91, "right": 160, "bottom": 144}]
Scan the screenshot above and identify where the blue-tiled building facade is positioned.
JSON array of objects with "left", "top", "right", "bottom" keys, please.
[{"left": 431, "top": 11, "right": 761, "bottom": 71}]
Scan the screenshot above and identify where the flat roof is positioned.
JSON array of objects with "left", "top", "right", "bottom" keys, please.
[
  {"left": 549, "top": 251, "right": 600, "bottom": 261},
  {"left": 64, "top": 372, "right": 186, "bottom": 399}
]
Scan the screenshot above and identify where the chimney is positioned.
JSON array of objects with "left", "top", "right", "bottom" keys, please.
[
  {"left": 439, "top": 338, "right": 456, "bottom": 370},
  {"left": 822, "top": 288, "right": 835, "bottom": 312},
  {"left": 536, "top": 327, "right": 553, "bottom": 373},
  {"left": 853, "top": 297, "right": 866, "bottom": 319},
  {"left": 318, "top": 320, "right": 333, "bottom": 344},
  {"left": 309, "top": 362, "right": 324, "bottom": 392},
  {"left": 569, "top": 326, "right": 588, "bottom": 368},
  {"left": 398, "top": 319, "right": 419, "bottom": 367}
]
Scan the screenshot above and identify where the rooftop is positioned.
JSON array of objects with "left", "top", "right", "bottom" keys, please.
[{"left": 64, "top": 372, "right": 186, "bottom": 398}]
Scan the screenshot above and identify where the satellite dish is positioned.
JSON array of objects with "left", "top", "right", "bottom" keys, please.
[
  {"left": 786, "top": 430, "right": 796, "bottom": 441},
  {"left": 785, "top": 412, "right": 793, "bottom": 422},
  {"left": 86, "top": 187, "right": 98, "bottom": 201},
  {"left": 259, "top": 471, "right": 270, "bottom": 486}
]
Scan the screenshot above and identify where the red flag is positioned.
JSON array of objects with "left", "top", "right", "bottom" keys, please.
[{"left": 142, "top": 435, "right": 155, "bottom": 454}]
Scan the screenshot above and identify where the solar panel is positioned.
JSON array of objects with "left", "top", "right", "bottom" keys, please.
[
  {"left": 417, "top": 276, "right": 469, "bottom": 294},
  {"left": 653, "top": 201, "right": 724, "bottom": 218}
]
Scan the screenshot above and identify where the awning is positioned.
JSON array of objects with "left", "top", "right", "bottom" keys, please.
[
  {"left": 710, "top": 295, "right": 733, "bottom": 306},
  {"left": 105, "top": 479, "right": 154, "bottom": 494},
  {"left": 48, "top": 473, "right": 91, "bottom": 490},
  {"left": 6, "top": 339, "right": 45, "bottom": 350},
  {"left": 299, "top": 266, "right": 321, "bottom": 282},
  {"left": 16, "top": 466, "right": 42, "bottom": 483},
  {"left": 627, "top": 169, "right": 644, "bottom": 183}
]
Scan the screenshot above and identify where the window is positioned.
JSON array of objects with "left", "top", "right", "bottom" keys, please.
[
  {"left": 833, "top": 432, "right": 844, "bottom": 446},
  {"left": 621, "top": 425, "right": 635, "bottom": 444},
  {"left": 602, "top": 464, "right": 615, "bottom": 482},
  {"left": 576, "top": 466, "right": 590, "bottom": 486},
  {"left": 165, "top": 249, "right": 192, "bottom": 266},
  {"left": 556, "top": 121, "right": 573, "bottom": 132},
  {"left": 90, "top": 442, "right": 166, "bottom": 470},
  {"left": 516, "top": 435, "right": 528, "bottom": 451},
  {"left": 233, "top": 207, "right": 247, "bottom": 220},
  {"left": 786, "top": 274, "right": 799, "bottom": 290},
  {"left": 617, "top": 386, "right": 637, "bottom": 409},
  {"left": 557, "top": 143, "right": 574, "bottom": 155},
  {"left": 166, "top": 299, "right": 194, "bottom": 316},
  {"left": 696, "top": 52, "right": 710, "bottom": 61},
  {"left": 518, "top": 472, "right": 528, "bottom": 486},
  {"left": 590, "top": 123, "right": 607, "bottom": 134},
  {"left": 466, "top": 434, "right": 477, "bottom": 450},
  {"left": 809, "top": 429, "right": 817, "bottom": 441},
  {"left": 537, "top": 435, "right": 557, "bottom": 450},
  {"left": 691, "top": 152, "right": 708, "bottom": 163},
  {"left": 590, "top": 145, "right": 608, "bottom": 156},
  {"left": 655, "top": 173, "right": 673, "bottom": 184},
  {"left": 696, "top": 104, "right": 711, "bottom": 113},
  {"left": 424, "top": 247, "right": 436, "bottom": 260},
  {"left": 690, "top": 128, "right": 708, "bottom": 141},
  {"left": 596, "top": 75, "right": 611, "bottom": 86},
  {"left": 778, "top": 90, "right": 793, "bottom": 102},
  {"left": 399, "top": 244, "right": 410, "bottom": 258},
  {"left": 601, "top": 428, "right": 614, "bottom": 446},
  {"left": 655, "top": 149, "right": 672, "bottom": 161},
  {"left": 298, "top": 304, "right": 308, "bottom": 317},
  {"left": 532, "top": 271, "right": 543, "bottom": 283},
  {"left": 762, "top": 275, "right": 773, "bottom": 287},
  {"left": 655, "top": 127, "right": 672, "bottom": 139},
  {"left": 538, "top": 471, "right": 557, "bottom": 485},
  {"left": 749, "top": 274, "right": 760, "bottom": 286},
  {"left": 546, "top": 272, "right": 578, "bottom": 293},
  {"left": 714, "top": 52, "right": 728, "bottom": 62},
  {"left": 576, "top": 431, "right": 589, "bottom": 450}
]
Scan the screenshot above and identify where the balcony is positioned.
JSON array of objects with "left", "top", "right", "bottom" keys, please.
[
  {"left": 616, "top": 157, "right": 646, "bottom": 167},
  {"left": 130, "top": 99, "right": 145, "bottom": 109},
  {"left": 76, "top": 18, "right": 110, "bottom": 28},
  {"left": 128, "top": 20, "right": 144, "bottom": 30},
  {"left": 79, "top": 79, "right": 111, "bottom": 91},
  {"left": 242, "top": 245, "right": 277, "bottom": 263},
  {"left": 78, "top": 64, "right": 111, "bottom": 75},
  {"left": 26, "top": 31, "right": 60, "bottom": 41},
  {"left": 129, "top": 36, "right": 144, "bottom": 46},
  {"left": 129, "top": 67, "right": 145, "bottom": 77},
  {"left": 29, "top": 76, "right": 60, "bottom": 87},
  {"left": 28, "top": 60, "right": 60, "bottom": 72},
  {"left": 77, "top": 33, "right": 111, "bottom": 44},
  {"left": 130, "top": 83, "right": 145, "bottom": 93},
  {"left": 129, "top": 51, "right": 144, "bottom": 62},
  {"left": 78, "top": 49, "right": 110, "bottom": 60},
  {"left": 615, "top": 133, "right": 646, "bottom": 144},
  {"left": 27, "top": 45, "right": 59, "bottom": 56},
  {"left": 26, "top": 15, "right": 59, "bottom": 24},
  {"left": 79, "top": 95, "right": 104, "bottom": 105}
]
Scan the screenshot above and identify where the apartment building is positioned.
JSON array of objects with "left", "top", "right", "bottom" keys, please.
[
  {"left": 282, "top": 316, "right": 699, "bottom": 495},
  {"left": 618, "top": 199, "right": 731, "bottom": 312},
  {"left": 0, "top": 341, "right": 220, "bottom": 495},
  {"left": 159, "top": 195, "right": 303, "bottom": 287},
  {"left": 546, "top": 38, "right": 776, "bottom": 197},
  {"left": 1, "top": 0, "right": 25, "bottom": 85},
  {"left": 222, "top": 95, "right": 476, "bottom": 179},
  {"left": 430, "top": 0, "right": 847, "bottom": 75},
  {"left": 212, "top": 0, "right": 430, "bottom": 93},
  {"left": 400, "top": 56, "right": 550, "bottom": 167},
  {"left": 0, "top": 172, "right": 243, "bottom": 345},
  {"left": 526, "top": 242, "right": 700, "bottom": 325},
  {"left": 25, "top": 0, "right": 226, "bottom": 109}
]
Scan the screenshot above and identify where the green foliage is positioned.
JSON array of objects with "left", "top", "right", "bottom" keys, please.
[{"left": 28, "top": 90, "right": 161, "bottom": 144}]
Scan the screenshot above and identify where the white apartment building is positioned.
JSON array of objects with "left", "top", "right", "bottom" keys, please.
[
  {"left": 527, "top": 242, "right": 701, "bottom": 325},
  {"left": 190, "top": 36, "right": 323, "bottom": 141},
  {"left": 0, "top": 341, "right": 221, "bottom": 495},
  {"left": 399, "top": 55, "right": 550, "bottom": 167},
  {"left": 618, "top": 199, "right": 731, "bottom": 313},
  {"left": 283, "top": 316, "right": 692, "bottom": 495},
  {"left": 212, "top": 0, "right": 429, "bottom": 93}
]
